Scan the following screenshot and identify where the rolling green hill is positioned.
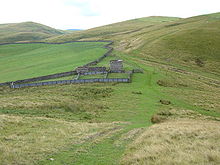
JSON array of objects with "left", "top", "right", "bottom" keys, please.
[
  {"left": 46, "top": 16, "right": 181, "bottom": 42},
  {"left": 0, "top": 22, "right": 65, "bottom": 43},
  {"left": 47, "top": 13, "right": 220, "bottom": 75},
  {"left": 127, "top": 13, "right": 220, "bottom": 75}
]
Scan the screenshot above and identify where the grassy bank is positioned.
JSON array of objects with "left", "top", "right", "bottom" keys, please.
[{"left": 122, "top": 119, "right": 220, "bottom": 165}]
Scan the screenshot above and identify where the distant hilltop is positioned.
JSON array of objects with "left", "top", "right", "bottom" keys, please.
[
  {"left": 67, "top": 29, "right": 83, "bottom": 31},
  {"left": 0, "top": 21, "right": 66, "bottom": 43}
]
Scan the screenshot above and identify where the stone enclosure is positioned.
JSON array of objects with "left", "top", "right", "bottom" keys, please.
[
  {"left": 76, "top": 67, "right": 107, "bottom": 74},
  {"left": 0, "top": 41, "right": 142, "bottom": 88}
]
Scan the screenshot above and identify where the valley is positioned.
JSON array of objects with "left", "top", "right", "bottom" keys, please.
[{"left": 0, "top": 12, "right": 220, "bottom": 165}]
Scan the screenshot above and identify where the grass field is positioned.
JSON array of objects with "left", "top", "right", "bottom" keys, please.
[{"left": 0, "top": 42, "right": 108, "bottom": 83}]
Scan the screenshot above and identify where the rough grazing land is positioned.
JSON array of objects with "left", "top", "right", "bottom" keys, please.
[
  {"left": 0, "top": 114, "right": 117, "bottom": 165},
  {"left": 122, "top": 119, "right": 220, "bottom": 165},
  {"left": 0, "top": 13, "right": 220, "bottom": 165}
]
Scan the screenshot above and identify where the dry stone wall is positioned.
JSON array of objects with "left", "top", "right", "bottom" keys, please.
[
  {"left": 12, "top": 78, "right": 130, "bottom": 88},
  {"left": 0, "top": 71, "right": 77, "bottom": 86}
]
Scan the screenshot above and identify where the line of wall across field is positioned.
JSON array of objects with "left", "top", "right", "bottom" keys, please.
[
  {"left": 1, "top": 71, "right": 77, "bottom": 86},
  {"left": 83, "top": 44, "right": 113, "bottom": 67},
  {"left": 12, "top": 78, "right": 130, "bottom": 88},
  {"left": 80, "top": 71, "right": 108, "bottom": 75},
  {"left": 0, "top": 41, "right": 113, "bottom": 86},
  {"left": 0, "top": 40, "right": 113, "bottom": 46}
]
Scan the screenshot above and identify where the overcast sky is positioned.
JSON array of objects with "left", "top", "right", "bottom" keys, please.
[{"left": 0, "top": 0, "right": 219, "bottom": 30}]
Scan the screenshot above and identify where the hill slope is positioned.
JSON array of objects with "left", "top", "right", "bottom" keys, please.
[
  {"left": 0, "top": 22, "right": 65, "bottom": 43},
  {"left": 125, "top": 12, "right": 220, "bottom": 75},
  {"left": 46, "top": 16, "right": 180, "bottom": 42},
  {"left": 47, "top": 13, "right": 220, "bottom": 75}
]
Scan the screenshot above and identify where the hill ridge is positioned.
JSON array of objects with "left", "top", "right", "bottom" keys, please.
[
  {"left": 44, "top": 12, "right": 220, "bottom": 75},
  {"left": 0, "top": 21, "right": 65, "bottom": 43}
]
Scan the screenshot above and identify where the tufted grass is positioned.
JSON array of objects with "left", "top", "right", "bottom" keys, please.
[
  {"left": 0, "top": 114, "right": 116, "bottom": 165},
  {"left": 121, "top": 119, "right": 220, "bottom": 165}
]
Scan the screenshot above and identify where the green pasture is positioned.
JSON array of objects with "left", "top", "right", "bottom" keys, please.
[{"left": 0, "top": 42, "right": 107, "bottom": 82}]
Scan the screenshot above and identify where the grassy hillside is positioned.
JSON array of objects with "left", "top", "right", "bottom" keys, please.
[
  {"left": 0, "top": 13, "right": 220, "bottom": 165},
  {"left": 47, "top": 13, "right": 220, "bottom": 75},
  {"left": 0, "top": 42, "right": 107, "bottom": 82},
  {"left": 128, "top": 13, "right": 220, "bottom": 75},
  {"left": 46, "top": 16, "right": 180, "bottom": 42},
  {"left": 0, "top": 22, "right": 65, "bottom": 43}
]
